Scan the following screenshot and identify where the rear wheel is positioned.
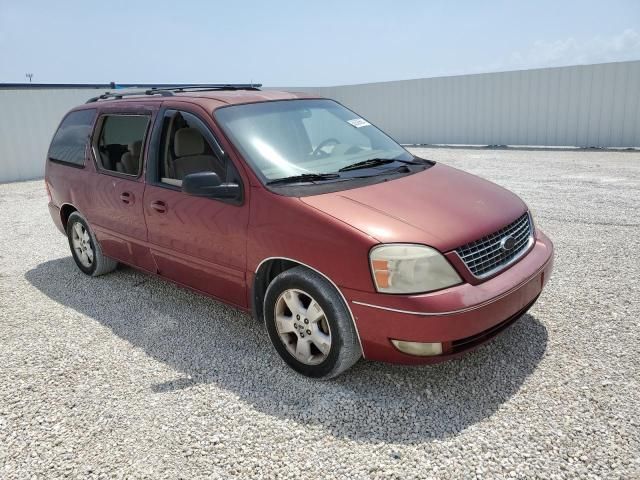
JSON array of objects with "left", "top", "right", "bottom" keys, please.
[
  {"left": 66, "top": 212, "right": 117, "bottom": 276},
  {"left": 264, "top": 266, "right": 361, "bottom": 379}
]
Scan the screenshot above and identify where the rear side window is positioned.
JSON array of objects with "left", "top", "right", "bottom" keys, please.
[
  {"left": 48, "top": 109, "right": 96, "bottom": 166},
  {"left": 95, "top": 114, "right": 150, "bottom": 175}
]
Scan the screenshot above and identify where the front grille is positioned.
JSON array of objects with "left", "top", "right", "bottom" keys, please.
[{"left": 455, "top": 212, "right": 533, "bottom": 278}]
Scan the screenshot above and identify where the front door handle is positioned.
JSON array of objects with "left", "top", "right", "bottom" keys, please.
[
  {"left": 120, "top": 191, "right": 133, "bottom": 204},
  {"left": 150, "top": 200, "right": 167, "bottom": 213}
]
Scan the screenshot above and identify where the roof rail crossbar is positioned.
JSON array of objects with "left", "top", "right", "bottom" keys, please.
[
  {"left": 150, "top": 83, "right": 262, "bottom": 93},
  {"left": 86, "top": 89, "right": 174, "bottom": 103},
  {"left": 86, "top": 83, "right": 262, "bottom": 103}
]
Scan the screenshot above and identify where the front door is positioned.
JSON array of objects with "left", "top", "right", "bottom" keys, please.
[
  {"left": 143, "top": 106, "right": 249, "bottom": 308},
  {"left": 87, "top": 110, "right": 155, "bottom": 272}
]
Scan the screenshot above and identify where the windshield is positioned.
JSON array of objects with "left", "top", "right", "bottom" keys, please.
[{"left": 214, "top": 99, "right": 413, "bottom": 182}]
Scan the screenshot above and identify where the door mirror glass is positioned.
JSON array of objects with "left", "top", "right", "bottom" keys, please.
[{"left": 182, "top": 171, "right": 240, "bottom": 199}]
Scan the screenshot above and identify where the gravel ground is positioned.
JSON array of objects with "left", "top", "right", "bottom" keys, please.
[{"left": 1, "top": 146, "right": 639, "bottom": 479}]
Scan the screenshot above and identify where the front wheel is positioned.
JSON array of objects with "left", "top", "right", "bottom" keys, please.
[{"left": 264, "top": 266, "right": 361, "bottom": 379}]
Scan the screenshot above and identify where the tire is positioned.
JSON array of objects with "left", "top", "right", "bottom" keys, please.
[
  {"left": 66, "top": 211, "right": 118, "bottom": 277},
  {"left": 264, "top": 266, "right": 361, "bottom": 379}
]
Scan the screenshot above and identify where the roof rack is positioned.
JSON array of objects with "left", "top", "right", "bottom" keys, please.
[
  {"left": 152, "top": 83, "right": 262, "bottom": 92},
  {"left": 86, "top": 83, "right": 262, "bottom": 103},
  {"left": 86, "top": 89, "right": 173, "bottom": 103}
]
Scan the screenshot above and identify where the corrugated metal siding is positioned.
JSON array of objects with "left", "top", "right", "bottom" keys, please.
[
  {"left": 294, "top": 61, "right": 640, "bottom": 147},
  {"left": 0, "top": 61, "right": 639, "bottom": 183},
  {"left": 0, "top": 89, "right": 102, "bottom": 183}
]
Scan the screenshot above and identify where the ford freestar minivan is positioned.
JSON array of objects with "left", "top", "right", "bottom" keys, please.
[{"left": 45, "top": 84, "right": 554, "bottom": 378}]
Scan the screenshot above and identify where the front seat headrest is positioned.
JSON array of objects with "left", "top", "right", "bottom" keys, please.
[{"left": 174, "top": 128, "right": 205, "bottom": 157}]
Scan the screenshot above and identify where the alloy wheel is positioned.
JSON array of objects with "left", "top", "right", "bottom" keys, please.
[
  {"left": 274, "top": 288, "right": 332, "bottom": 365},
  {"left": 71, "top": 222, "right": 94, "bottom": 268}
]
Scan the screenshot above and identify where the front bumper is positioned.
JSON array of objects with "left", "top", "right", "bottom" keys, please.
[{"left": 343, "top": 230, "right": 554, "bottom": 364}]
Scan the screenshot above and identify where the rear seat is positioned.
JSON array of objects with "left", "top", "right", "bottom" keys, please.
[{"left": 118, "top": 140, "right": 143, "bottom": 175}]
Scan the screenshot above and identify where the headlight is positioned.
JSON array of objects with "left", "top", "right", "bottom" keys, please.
[{"left": 370, "top": 244, "right": 462, "bottom": 294}]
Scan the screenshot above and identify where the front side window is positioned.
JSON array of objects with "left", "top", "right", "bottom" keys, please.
[
  {"left": 214, "top": 99, "right": 413, "bottom": 182},
  {"left": 48, "top": 109, "right": 96, "bottom": 166},
  {"left": 156, "top": 110, "right": 227, "bottom": 187},
  {"left": 95, "top": 114, "right": 150, "bottom": 175}
]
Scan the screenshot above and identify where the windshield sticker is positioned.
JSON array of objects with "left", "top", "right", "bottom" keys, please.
[{"left": 347, "top": 118, "right": 371, "bottom": 128}]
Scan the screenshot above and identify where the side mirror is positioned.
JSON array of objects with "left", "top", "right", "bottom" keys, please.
[{"left": 182, "top": 171, "right": 240, "bottom": 199}]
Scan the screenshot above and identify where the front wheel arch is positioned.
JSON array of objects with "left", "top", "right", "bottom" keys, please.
[
  {"left": 252, "top": 257, "right": 364, "bottom": 357},
  {"left": 264, "top": 265, "right": 362, "bottom": 378}
]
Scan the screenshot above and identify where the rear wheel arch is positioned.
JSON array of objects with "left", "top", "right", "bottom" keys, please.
[
  {"left": 251, "top": 257, "right": 364, "bottom": 357},
  {"left": 66, "top": 211, "right": 118, "bottom": 276},
  {"left": 60, "top": 203, "right": 78, "bottom": 230},
  {"left": 60, "top": 205, "right": 107, "bottom": 259}
]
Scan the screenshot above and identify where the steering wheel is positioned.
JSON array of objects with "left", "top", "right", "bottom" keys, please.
[{"left": 312, "top": 138, "right": 340, "bottom": 158}]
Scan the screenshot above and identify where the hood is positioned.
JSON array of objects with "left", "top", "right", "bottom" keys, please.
[{"left": 300, "top": 163, "right": 527, "bottom": 252}]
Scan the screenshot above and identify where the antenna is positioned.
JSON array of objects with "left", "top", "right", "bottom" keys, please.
[{"left": 25, "top": 73, "right": 34, "bottom": 83}]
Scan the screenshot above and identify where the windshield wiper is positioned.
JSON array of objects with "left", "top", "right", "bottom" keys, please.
[
  {"left": 338, "top": 157, "right": 422, "bottom": 172},
  {"left": 266, "top": 172, "right": 341, "bottom": 185}
]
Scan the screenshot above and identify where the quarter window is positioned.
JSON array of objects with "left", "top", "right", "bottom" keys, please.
[
  {"left": 95, "top": 115, "right": 150, "bottom": 175},
  {"left": 48, "top": 109, "right": 96, "bottom": 166}
]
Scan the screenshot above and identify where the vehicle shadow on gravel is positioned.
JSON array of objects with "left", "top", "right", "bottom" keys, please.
[{"left": 26, "top": 258, "right": 548, "bottom": 443}]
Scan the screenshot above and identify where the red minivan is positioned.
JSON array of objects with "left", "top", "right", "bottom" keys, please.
[{"left": 45, "top": 85, "right": 554, "bottom": 378}]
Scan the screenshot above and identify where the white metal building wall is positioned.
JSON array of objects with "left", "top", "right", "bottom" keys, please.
[
  {"left": 0, "top": 61, "right": 638, "bottom": 183},
  {"left": 298, "top": 60, "right": 640, "bottom": 147},
  {"left": 0, "top": 88, "right": 104, "bottom": 183}
]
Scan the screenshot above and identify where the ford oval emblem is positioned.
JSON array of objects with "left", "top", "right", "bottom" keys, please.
[{"left": 500, "top": 235, "right": 516, "bottom": 252}]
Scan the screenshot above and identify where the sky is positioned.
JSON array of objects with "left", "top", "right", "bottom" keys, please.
[{"left": 1, "top": 0, "right": 639, "bottom": 86}]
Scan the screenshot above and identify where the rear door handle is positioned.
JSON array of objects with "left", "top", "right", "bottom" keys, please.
[
  {"left": 150, "top": 200, "right": 167, "bottom": 213},
  {"left": 120, "top": 191, "right": 133, "bottom": 204}
]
